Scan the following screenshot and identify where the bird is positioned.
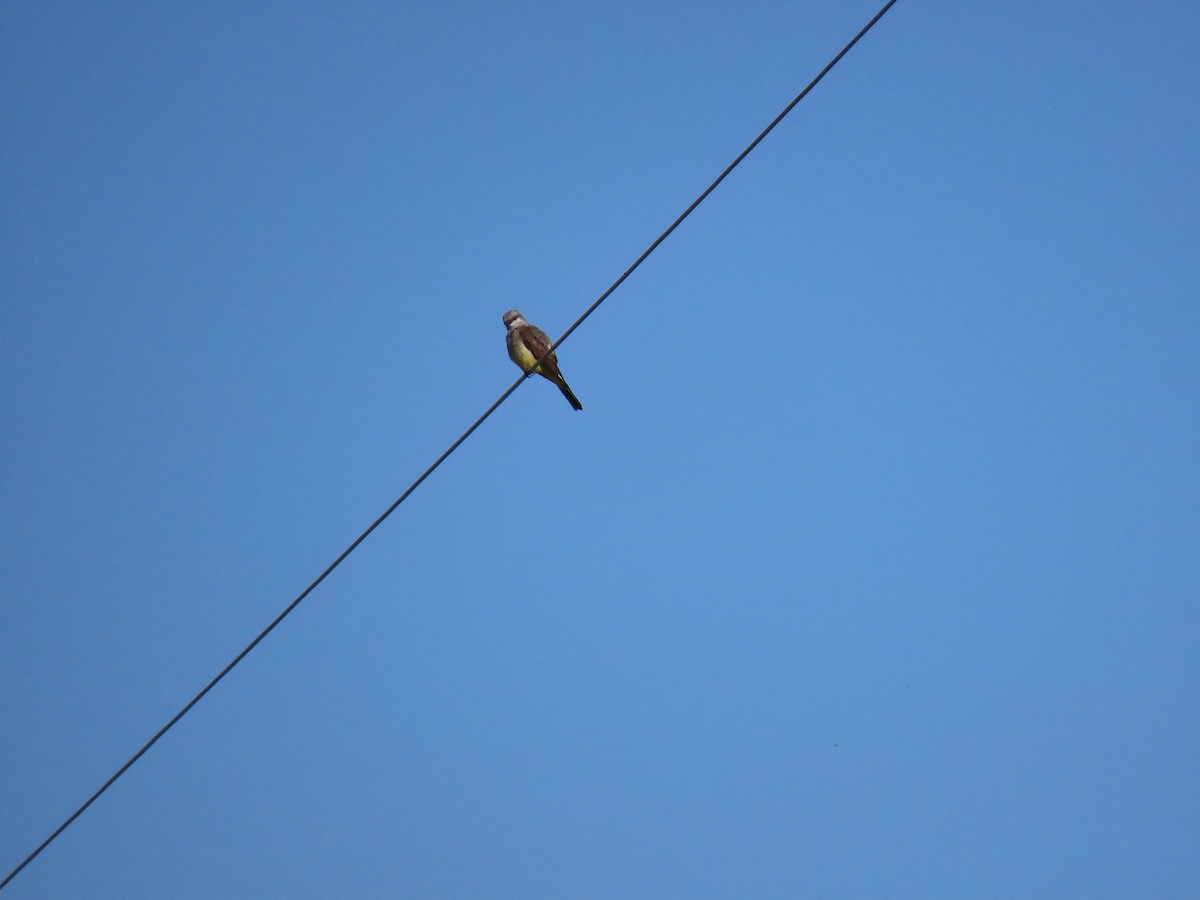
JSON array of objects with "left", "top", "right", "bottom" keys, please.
[{"left": 502, "top": 309, "right": 583, "bottom": 410}]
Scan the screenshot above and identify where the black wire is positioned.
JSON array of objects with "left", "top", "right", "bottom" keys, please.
[
  {"left": 0, "top": 0, "right": 898, "bottom": 889},
  {"left": 545, "top": 0, "right": 899, "bottom": 359}
]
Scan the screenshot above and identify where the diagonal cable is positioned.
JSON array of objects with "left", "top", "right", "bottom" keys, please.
[{"left": 0, "top": 0, "right": 897, "bottom": 889}]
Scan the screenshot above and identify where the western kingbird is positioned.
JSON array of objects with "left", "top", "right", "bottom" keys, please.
[{"left": 503, "top": 309, "right": 583, "bottom": 410}]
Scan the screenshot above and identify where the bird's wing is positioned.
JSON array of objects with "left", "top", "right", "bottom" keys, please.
[{"left": 522, "top": 325, "right": 553, "bottom": 359}]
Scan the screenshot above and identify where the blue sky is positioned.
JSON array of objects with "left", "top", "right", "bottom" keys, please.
[{"left": 2, "top": 1, "right": 1198, "bottom": 897}]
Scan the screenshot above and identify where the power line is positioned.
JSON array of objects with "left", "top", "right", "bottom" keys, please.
[{"left": 0, "top": 0, "right": 898, "bottom": 889}]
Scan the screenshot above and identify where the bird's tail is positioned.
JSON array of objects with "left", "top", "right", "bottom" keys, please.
[{"left": 557, "top": 379, "right": 583, "bottom": 411}]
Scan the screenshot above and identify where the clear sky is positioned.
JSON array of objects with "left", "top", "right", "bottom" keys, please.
[{"left": 2, "top": 2, "right": 1198, "bottom": 897}]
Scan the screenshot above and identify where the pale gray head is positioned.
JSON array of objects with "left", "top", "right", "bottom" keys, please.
[{"left": 502, "top": 309, "right": 525, "bottom": 328}]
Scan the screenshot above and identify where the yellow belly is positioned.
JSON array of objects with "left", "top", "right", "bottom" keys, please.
[{"left": 508, "top": 333, "right": 540, "bottom": 372}]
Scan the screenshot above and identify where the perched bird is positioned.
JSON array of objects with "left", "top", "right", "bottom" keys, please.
[{"left": 503, "top": 309, "right": 583, "bottom": 410}]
